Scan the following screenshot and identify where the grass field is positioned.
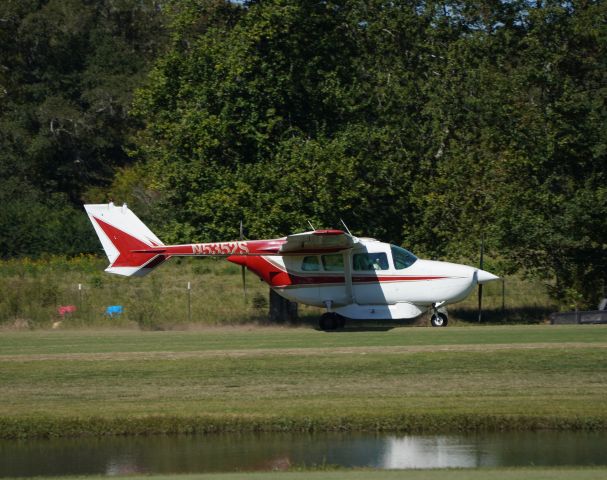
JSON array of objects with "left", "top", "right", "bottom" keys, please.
[
  {"left": 12, "top": 468, "right": 607, "bottom": 480},
  {"left": 1, "top": 325, "right": 606, "bottom": 438}
]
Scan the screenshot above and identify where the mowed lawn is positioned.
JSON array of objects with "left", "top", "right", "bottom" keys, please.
[
  {"left": 1, "top": 325, "right": 607, "bottom": 436},
  {"left": 22, "top": 468, "right": 607, "bottom": 480}
]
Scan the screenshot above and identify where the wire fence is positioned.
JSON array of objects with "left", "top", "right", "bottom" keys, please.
[
  {"left": 0, "top": 276, "right": 272, "bottom": 330},
  {"left": 1, "top": 273, "right": 557, "bottom": 330}
]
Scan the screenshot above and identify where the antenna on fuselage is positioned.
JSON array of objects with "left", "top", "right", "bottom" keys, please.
[
  {"left": 307, "top": 220, "right": 316, "bottom": 231},
  {"left": 340, "top": 219, "right": 353, "bottom": 236}
]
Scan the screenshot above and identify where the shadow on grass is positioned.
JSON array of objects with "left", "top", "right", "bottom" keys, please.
[
  {"left": 264, "top": 307, "right": 555, "bottom": 330},
  {"left": 275, "top": 314, "right": 419, "bottom": 332},
  {"left": 452, "top": 306, "right": 554, "bottom": 325},
  {"left": 324, "top": 325, "right": 397, "bottom": 332}
]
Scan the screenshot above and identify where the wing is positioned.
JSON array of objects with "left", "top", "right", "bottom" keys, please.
[{"left": 278, "top": 230, "right": 356, "bottom": 254}]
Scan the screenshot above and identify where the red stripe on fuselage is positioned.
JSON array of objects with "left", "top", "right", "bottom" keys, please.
[{"left": 227, "top": 255, "right": 449, "bottom": 288}]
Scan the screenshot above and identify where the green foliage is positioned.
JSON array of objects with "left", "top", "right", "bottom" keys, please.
[
  {"left": 0, "top": 0, "right": 167, "bottom": 253},
  {"left": 1, "top": 0, "right": 605, "bottom": 308},
  {"left": 0, "top": 178, "right": 97, "bottom": 258}
]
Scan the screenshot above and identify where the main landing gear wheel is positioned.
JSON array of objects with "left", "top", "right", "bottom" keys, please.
[
  {"left": 430, "top": 312, "right": 448, "bottom": 327},
  {"left": 319, "top": 312, "right": 345, "bottom": 331}
]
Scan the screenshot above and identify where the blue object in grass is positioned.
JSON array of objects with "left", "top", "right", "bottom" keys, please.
[{"left": 105, "top": 305, "right": 123, "bottom": 317}]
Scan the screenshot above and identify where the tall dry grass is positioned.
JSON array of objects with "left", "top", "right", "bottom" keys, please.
[
  {"left": 0, "top": 255, "right": 556, "bottom": 329},
  {"left": 0, "top": 256, "right": 276, "bottom": 330}
]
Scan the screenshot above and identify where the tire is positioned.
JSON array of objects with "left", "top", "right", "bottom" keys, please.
[
  {"left": 430, "top": 312, "right": 448, "bottom": 327},
  {"left": 319, "top": 313, "right": 338, "bottom": 331}
]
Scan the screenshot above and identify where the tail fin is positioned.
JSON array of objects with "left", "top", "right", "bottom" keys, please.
[{"left": 84, "top": 203, "right": 167, "bottom": 277}]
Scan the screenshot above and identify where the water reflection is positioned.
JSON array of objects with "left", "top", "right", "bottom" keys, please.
[
  {"left": 381, "top": 436, "right": 492, "bottom": 468},
  {"left": 1, "top": 431, "right": 606, "bottom": 477}
]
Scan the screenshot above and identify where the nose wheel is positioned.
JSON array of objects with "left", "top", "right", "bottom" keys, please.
[{"left": 430, "top": 305, "right": 448, "bottom": 327}]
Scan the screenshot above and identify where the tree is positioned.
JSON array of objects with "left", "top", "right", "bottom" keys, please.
[
  {"left": 130, "top": 0, "right": 433, "bottom": 242},
  {"left": 0, "top": 0, "right": 167, "bottom": 255},
  {"left": 492, "top": 1, "right": 607, "bottom": 307},
  {"left": 409, "top": 0, "right": 606, "bottom": 306}
]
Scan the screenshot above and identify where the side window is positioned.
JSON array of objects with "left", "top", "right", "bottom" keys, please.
[
  {"left": 301, "top": 256, "right": 320, "bottom": 271},
  {"left": 322, "top": 254, "right": 344, "bottom": 272},
  {"left": 353, "top": 253, "right": 389, "bottom": 271}
]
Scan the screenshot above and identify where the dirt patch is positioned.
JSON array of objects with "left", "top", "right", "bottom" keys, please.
[
  {"left": 2, "top": 342, "right": 606, "bottom": 362},
  {"left": 0, "top": 319, "right": 32, "bottom": 331}
]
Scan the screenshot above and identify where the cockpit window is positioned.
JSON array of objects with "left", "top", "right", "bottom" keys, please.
[
  {"left": 301, "top": 256, "right": 320, "bottom": 271},
  {"left": 353, "top": 252, "right": 389, "bottom": 271},
  {"left": 391, "top": 244, "right": 417, "bottom": 269},
  {"left": 322, "top": 254, "right": 344, "bottom": 272}
]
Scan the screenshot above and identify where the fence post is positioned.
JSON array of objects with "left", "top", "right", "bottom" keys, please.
[{"left": 187, "top": 281, "right": 191, "bottom": 323}]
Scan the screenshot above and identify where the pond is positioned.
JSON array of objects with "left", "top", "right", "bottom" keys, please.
[{"left": 1, "top": 431, "right": 606, "bottom": 477}]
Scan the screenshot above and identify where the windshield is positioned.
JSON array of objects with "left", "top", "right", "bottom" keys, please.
[{"left": 390, "top": 244, "right": 418, "bottom": 269}]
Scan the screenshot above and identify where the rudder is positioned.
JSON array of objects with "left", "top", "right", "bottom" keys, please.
[{"left": 84, "top": 203, "right": 167, "bottom": 276}]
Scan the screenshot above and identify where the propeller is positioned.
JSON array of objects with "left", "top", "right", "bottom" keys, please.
[
  {"left": 240, "top": 220, "right": 247, "bottom": 304},
  {"left": 478, "top": 233, "right": 484, "bottom": 323}
]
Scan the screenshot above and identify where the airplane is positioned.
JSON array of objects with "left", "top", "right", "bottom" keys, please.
[{"left": 84, "top": 202, "right": 499, "bottom": 330}]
